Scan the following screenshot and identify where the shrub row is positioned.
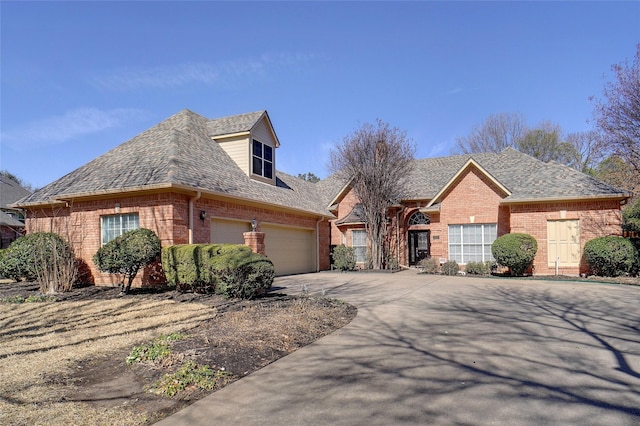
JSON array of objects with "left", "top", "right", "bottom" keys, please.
[{"left": 161, "top": 244, "right": 274, "bottom": 298}]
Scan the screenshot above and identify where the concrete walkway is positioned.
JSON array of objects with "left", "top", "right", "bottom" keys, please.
[{"left": 157, "top": 271, "right": 640, "bottom": 425}]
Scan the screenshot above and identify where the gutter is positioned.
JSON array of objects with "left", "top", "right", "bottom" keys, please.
[{"left": 188, "top": 191, "right": 201, "bottom": 244}]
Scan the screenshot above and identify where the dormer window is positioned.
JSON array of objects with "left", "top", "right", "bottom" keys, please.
[{"left": 252, "top": 139, "right": 273, "bottom": 179}]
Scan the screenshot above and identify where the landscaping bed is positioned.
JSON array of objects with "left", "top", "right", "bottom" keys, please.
[{"left": 0, "top": 281, "right": 357, "bottom": 425}]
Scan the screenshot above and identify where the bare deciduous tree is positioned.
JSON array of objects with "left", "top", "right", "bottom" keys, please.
[
  {"left": 330, "top": 119, "right": 415, "bottom": 269},
  {"left": 593, "top": 44, "right": 640, "bottom": 173},
  {"left": 564, "top": 130, "right": 608, "bottom": 173},
  {"left": 453, "top": 112, "right": 527, "bottom": 154}
]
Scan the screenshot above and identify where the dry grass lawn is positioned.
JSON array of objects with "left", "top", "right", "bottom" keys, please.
[{"left": 0, "top": 299, "right": 217, "bottom": 425}]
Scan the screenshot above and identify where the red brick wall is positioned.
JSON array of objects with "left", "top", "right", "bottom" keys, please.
[
  {"left": 431, "top": 167, "right": 509, "bottom": 263},
  {"left": 25, "top": 191, "right": 330, "bottom": 285},
  {"left": 510, "top": 199, "right": 623, "bottom": 275}
]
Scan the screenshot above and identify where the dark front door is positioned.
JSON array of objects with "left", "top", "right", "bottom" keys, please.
[{"left": 408, "top": 230, "right": 430, "bottom": 266}]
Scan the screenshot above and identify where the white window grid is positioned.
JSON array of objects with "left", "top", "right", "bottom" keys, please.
[
  {"left": 101, "top": 213, "right": 139, "bottom": 245},
  {"left": 448, "top": 224, "right": 497, "bottom": 264}
]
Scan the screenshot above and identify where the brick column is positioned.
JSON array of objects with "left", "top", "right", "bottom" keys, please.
[{"left": 243, "top": 232, "right": 266, "bottom": 255}]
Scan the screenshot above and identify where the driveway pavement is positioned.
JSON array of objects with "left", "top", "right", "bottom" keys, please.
[{"left": 157, "top": 271, "right": 640, "bottom": 425}]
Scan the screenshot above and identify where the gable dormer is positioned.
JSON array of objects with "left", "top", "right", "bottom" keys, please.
[{"left": 208, "top": 110, "right": 280, "bottom": 185}]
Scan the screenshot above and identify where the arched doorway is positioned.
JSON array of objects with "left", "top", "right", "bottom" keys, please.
[{"left": 407, "top": 211, "right": 430, "bottom": 265}]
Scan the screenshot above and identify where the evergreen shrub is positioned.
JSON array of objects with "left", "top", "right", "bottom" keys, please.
[
  {"left": 583, "top": 236, "right": 635, "bottom": 277},
  {"left": 332, "top": 245, "right": 356, "bottom": 271},
  {"left": 491, "top": 233, "right": 538, "bottom": 276},
  {"left": 465, "top": 260, "right": 494, "bottom": 275}
]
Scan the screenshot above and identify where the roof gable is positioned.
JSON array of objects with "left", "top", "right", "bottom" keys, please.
[{"left": 427, "top": 158, "right": 511, "bottom": 207}]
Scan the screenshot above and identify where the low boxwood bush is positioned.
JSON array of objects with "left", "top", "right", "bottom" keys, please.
[
  {"left": 332, "top": 245, "right": 356, "bottom": 271},
  {"left": 161, "top": 244, "right": 274, "bottom": 299},
  {"left": 442, "top": 260, "right": 459, "bottom": 276},
  {"left": 583, "top": 236, "right": 635, "bottom": 277},
  {"left": 418, "top": 257, "right": 440, "bottom": 274},
  {"left": 210, "top": 245, "right": 274, "bottom": 299},
  {"left": 465, "top": 260, "right": 494, "bottom": 275},
  {"left": 492, "top": 233, "right": 538, "bottom": 276}
]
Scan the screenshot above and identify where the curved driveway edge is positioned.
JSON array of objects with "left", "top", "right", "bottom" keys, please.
[{"left": 157, "top": 271, "right": 640, "bottom": 425}]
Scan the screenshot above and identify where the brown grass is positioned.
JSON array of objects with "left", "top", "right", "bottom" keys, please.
[{"left": 0, "top": 299, "right": 217, "bottom": 425}]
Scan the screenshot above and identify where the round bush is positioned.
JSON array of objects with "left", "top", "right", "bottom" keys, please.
[
  {"left": 94, "top": 228, "right": 161, "bottom": 293},
  {"left": 491, "top": 233, "right": 538, "bottom": 276},
  {"left": 583, "top": 236, "right": 635, "bottom": 277}
]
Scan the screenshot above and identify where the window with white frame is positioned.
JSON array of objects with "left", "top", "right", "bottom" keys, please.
[
  {"left": 101, "top": 213, "right": 139, "bottom": 244},
  {"left": 352, "top": 230, "right": 367, "bottom": 263},
  {"left": 252, "top": 139, "right": 273, "bottom": 179},
  {"left": 448, "top": 224, "right": 496, "bottom": 264}
]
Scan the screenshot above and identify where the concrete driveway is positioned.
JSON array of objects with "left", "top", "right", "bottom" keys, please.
[{"left": 157, "top": 271, "right": 640, "bottom": 425}]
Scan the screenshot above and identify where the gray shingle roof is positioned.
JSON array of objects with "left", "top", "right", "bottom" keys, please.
[
  {"left": 1, "top": 176, "right": 31, "bottom": 208},
  {"left": 206, "top": 111, "right": 265, "bottom": 137},
  {"left": 403, "top": 148, "right": 628, "bottom": 202},
  {"left": 0, "top": 212, "right": 24, "bottom": 228},
  {"left": 16, "top": 110, "right": 331, "bottom": 217},
  {"left": 15, "top": 109, "right": 628, "bottom": 216}
]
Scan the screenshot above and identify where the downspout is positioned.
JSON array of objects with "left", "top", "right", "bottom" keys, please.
[
  {"left": 396, "top": 208, "right": 401, "bottom": 267},
  {"left": 316, "top": 217, "right": 323, "bottom": 272},
  {"left": 188, "top": 191, "right": 201, "bottom": 244}
]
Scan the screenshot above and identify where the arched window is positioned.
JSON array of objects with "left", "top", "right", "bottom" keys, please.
[{"left": 408, "top": 211, "right": 430, "bottom": 226}]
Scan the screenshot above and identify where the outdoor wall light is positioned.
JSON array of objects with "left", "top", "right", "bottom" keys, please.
[
  {"left": 200, "top": 210, "right": 207, "bottom": 221},
  {"left": 251, "top": 217, "right": 257, "bottom": 231}
]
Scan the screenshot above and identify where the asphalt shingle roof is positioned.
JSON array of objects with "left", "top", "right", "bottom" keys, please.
[
  {"left": 403, "top": 148, "right": 628, "bottom": 202},
  {"left": 1, "top": 176, "right": 31, "bottom": 208},
  {"left": 16, "top": 110, "right": 330, "bottom": 216},
  {"left": 206, "top": 111, "right": 265, "bottom": 137},
  {"left": 15, "top": 109, "right": 628, "bottom": 215}
]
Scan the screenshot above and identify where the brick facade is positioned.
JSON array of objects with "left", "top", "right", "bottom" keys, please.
[
  {"left": 25, "top": 191, "right": 330, "bottom": 286},
  {"left": 329, "top": 165, "right": 625, "bottom": 275}
]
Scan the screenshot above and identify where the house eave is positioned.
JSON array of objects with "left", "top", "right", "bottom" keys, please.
[
  {"left": 15, "top": 183, "right": 333, "bottom": 219},
  {"left": 500, "top": 193, "right": 632, "bottom": 205}
]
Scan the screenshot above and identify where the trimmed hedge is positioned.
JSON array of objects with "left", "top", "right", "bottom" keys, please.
[
  {"left": 161, "top": 244, "right": 274, "bottom": 299},
  {"left": 492, "top": 233, "right": 538, "bottom": 276},
  {"left": 583, "top": 236, "right": 635, "bottom": 277}
]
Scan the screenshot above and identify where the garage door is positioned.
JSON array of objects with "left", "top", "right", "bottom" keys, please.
[
  {"left": 262, "top": 224, "right": 316, "bottom": 276},
  {"left": 211, "top": 219, "right": 251, "bottom": 244}
]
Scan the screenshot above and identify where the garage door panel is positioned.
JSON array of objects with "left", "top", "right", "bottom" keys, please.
[
  {"left": 263, "top": 225, "right": 315, "bottom": 276},
  {"left": 211, "top": 219, "right": 251, "bottom": 244}
]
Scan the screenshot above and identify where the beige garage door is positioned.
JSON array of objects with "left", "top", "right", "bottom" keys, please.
[
  {"left": 211, "top": 219, "right": 251, "bottom": 244},
  {"left": 262, "top": 224, "right": 316, "bottom": 276}
]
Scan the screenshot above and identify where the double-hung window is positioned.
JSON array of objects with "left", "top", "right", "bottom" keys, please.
[
  {"left": 448, "top": 224, "right": 496, "bottom": 264},
  {"left": 352, "top": 230, "right": 367, "bottom": 263},
  {"left": 101, "top": 213, "right": 139, "bottom": 245},
  {"left": 252, "top": 140, "right": 273, "bottom": 179}
]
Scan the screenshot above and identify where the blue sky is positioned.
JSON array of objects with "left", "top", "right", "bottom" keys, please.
[{"left": 1, "top": 1, "right": 639, "bottom": 189}]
